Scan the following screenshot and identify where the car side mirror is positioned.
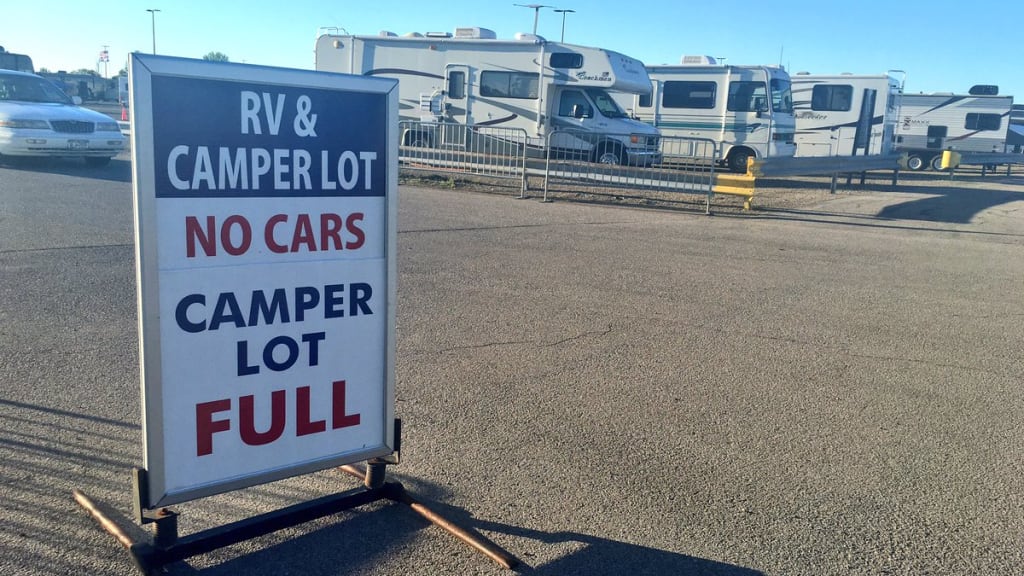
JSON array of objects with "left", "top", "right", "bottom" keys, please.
[
  {"left": 72, "top": 96, "right": 83, "bottom": 106},
  {"left": 572, "top": 104, "right": 591, "bottom": 119}
]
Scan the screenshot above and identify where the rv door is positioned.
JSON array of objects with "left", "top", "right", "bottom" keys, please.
[{"left": 445, "top": 64, "right": 471, "bottom": 126}]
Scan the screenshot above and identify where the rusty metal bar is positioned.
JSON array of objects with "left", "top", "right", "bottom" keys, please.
[
  {"left": 73, "top": 489, "right": 138, "bottom": 550},
  {"left": 338, "top": 464, "right": 519, "bottom": 570},
  {"left": 73, "top": 489, "right": 157, "bottom": 574}
]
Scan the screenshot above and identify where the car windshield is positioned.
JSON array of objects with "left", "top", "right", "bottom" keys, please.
[
  {"left": 585, "top": 88, "right": 629, "bottom": 119},
  {"left": 0, "top": 74, "right": 73, "bottom": 104}
]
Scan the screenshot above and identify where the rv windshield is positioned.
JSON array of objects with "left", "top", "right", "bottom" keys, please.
[
  {"left": 771, "top": 78, "right": 793, "bottom": 113},
  {"left": 585, "top": 88, "right": 629, "bottom": 119}
]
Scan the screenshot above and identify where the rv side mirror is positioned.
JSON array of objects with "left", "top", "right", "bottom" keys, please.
[{"left": 571, "top": 104, "right": 585, "bottom": 119}]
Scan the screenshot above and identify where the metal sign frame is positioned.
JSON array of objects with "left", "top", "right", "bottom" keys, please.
[{"left": 130, "top": 53, "right": 398, "bottom": 508}]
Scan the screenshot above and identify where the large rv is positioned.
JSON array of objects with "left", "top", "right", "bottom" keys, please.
[
  {"left": 314, "top": 28, "right": 661, "bottom": 165},
  {"left": 0, "top": 46, "right": 33, "bottom": 73},
  {"left": 613, "top": 56, "right": 796, "bottom": 172},
  {"left": 895, "top": 90, "right": 1013, "bottom": 170},
  {"left": 791, "top": 73, "right": 902, "bottom": 157}
]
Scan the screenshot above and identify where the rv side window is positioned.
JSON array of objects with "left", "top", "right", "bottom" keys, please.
[
  {"left": 662, "top": 81, "right": 716, "bottom": 109},
  {"left": 447, "top": 71, "right": 466, "bottom": 99},
  {"left": 727, "top": 81, "right": 768, "bottom": 112},
  {"left": 480, "top": 71, "right": 539, "bottom": 99},
  {"left": 550, "top": 53, "right": 583, "bottom": 69},
  {"left": 638, "top": 93, "right": 652, "bottom": 108},
  {"left": 964, "top": 113, "right": 1001, "bottom": 131},
  {"left": 811, "top": 85, "right": 853, "bottom": 111}
]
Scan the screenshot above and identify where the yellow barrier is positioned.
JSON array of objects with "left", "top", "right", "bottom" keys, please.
[{"left": 940, "top": 150, "right": 962, "bottom": 170}]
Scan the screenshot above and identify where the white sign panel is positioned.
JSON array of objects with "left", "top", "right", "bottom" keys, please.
[{"left": 130, "top": 54, "right": 398, "bottom": 507}]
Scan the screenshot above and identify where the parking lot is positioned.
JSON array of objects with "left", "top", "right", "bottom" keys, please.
[{"left": 1, "top": 151, "right": 1022, "bottom": 575}]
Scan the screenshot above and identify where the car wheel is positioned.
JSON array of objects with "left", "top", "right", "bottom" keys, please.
[
  {"left": 906, "top": 155, "right": 925, "bottom": 171},
  {"left": 85, "top": 157, "right": 112, "bottom": 167}
]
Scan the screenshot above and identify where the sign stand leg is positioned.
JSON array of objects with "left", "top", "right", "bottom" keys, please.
[{"left": 73, "top": 420, "right": 519, "bottom": 573}]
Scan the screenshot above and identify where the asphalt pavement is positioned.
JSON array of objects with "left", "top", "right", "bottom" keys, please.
[{"left": 1, "top": 152, "right": 1022, "bottom": 575}]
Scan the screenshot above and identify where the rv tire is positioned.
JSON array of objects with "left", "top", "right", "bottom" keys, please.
[
  {"left": 594, "top": 144, "right": 624, "bottom": 165},
  {"left": 929, "top": 155, "right": 945, "bottom": 171},
  {"left": 906, "top": 154, "right": 925, "bottom": 171},
  {"left": 727, "top": 148, "right": 753, "bottom": 174},
  {"left": 404, "top": 131, "right": 433, "bottom": 148}
]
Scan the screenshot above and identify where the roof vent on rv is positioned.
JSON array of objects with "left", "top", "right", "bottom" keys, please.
[
  {"left": 969, "top": 84, "right": 999, "bottom": 95},
  {"left": 796, "top": 71, "right": 810, "bottom": 75},
  {"left": 424, "top": 31, "right": 453, "bottom": 38},
  {"left": 681, "top": 55, "right": 717, "bottom": 65},
  {"left": 455, "top": 27, "right": 497, "bottom": 39},
  {"left": 379, "top": 31, "right": 398, "bottom": 37},
  {"left": 514, "top": 32, "right": 545, "bottom": 43},
  {"left": 403, "top": 32, "right": 424, "bottom": 38}
]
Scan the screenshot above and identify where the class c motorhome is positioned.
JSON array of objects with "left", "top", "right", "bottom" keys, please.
[
  {"left": 895, "top": 88, "right": 1013, "bottom": 170},
  {"left": 0, "top": 46, "right": 34, "bottom": 73},
  {"left": 314, "top": 28, "right": 661, "bottom": 165},
  {"left": 791, "top": 73, "right": 903, "bottom": 157},
  {"left": 613, "top": 55, "right": 796, "bottom": 173}
]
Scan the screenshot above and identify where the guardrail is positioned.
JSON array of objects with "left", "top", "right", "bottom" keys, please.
[
  {"left": 945, "top": 152, "right": 1024, "bottom": 176},
  {"left": 749, "top": 154, "right": 904, "bottom": 193},
  {"left": 398, "top": 121, "right": 528, "bottom": 194},
  {"left": 542, "top": 129, "right": 720, "bottom": 212}
]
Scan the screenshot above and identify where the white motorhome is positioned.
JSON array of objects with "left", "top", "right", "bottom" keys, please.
[
  {"left": 895, "top": 89, "right": 1013, "bottom": 170},
  {"left": 314, "top": 28, "right": 661, "bottom": 165},
  {"left": 613, "top": 56, "right": 796, "bottom": 173},
  {"left": 791, "top": 73, "right": 903, "bottom": 157}
]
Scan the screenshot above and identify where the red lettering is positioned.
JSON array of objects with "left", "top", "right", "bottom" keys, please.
[
  {"left": 332, "top": 380, "right": 361, "bottom": 429},
  {"left": 296, "top": 386, "right": 327, "bottom": 436},
  {"left": 290, "top": 213, "right": 317, "bottom": 252},
  {"left": 345, "top": 213, "right": 365, "bottom": 249},
  {"left": 239, "top": 390, "right": 286, "bottom": 446},
  {"left": 264, "top": 213, "right": 289, "bottom": 253},
  {"left": 185, "top": 215, "right": 216, "bottom": 257},
  {"left": 196, "top": 399, "right": 231, "bottom": 456},
  {"left": 320, "top": 213, "right": 344, "bottom": 251},
  {"left": 221, "top": 215, "right": 252, "bottom": 256}
]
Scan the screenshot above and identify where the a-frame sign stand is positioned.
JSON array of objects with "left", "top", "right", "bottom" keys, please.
[{"left": 73, "top": 420, "right": 519, "bottom": 574}]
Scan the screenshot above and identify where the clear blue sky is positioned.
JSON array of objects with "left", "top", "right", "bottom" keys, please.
[{"left": 3, "top": 0, "right": 1021, "bottom": 98}]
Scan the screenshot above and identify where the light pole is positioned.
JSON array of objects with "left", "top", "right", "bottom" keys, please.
[
  {"left": 553, "top": 9, "right": 575, "bottom": 42},
  {"left": 146, "top": 9, "right": 160, "bottom": 54},
  {"left": 514, "top": 4, "right": 550, "bottom": 35}
]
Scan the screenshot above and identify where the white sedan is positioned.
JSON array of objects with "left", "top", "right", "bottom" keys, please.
[{"left": 0, "top": 69, "right": 125, "bottom": 166}]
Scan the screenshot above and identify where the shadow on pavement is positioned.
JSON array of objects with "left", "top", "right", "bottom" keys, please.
[
  {"left": 0, "top": 156, "right": 131, "bottom": 183},
  {"left": 158, "top": 474, "right": 763, "bottom": 576}
]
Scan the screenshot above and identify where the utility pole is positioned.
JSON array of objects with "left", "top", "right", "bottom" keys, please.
[
  {"left": 146, "top": 9, "right": 161, "bottom": 54},
  {"left": 514, "top": 4, "right": 550, "bottom": 35}
]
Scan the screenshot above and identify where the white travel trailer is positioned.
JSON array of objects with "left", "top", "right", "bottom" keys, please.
[
  {"left": 895, "top": 90, "right": 1013, "bottom": 170},
  {"left": 791, "top": 73, "right": 903, "bottom": 157},
  {"left": 314, "top": 28, "right": 661, "bottom": 165},
  {"left": 613, "top": 56, "right": 796, "bottom": 172}
]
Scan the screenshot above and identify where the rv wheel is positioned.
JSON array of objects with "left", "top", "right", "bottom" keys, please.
[
  {"left": 930, "top": 155, "right": 945, "bottom": 171},
  {"left": 405, "top": 131, "right": 432, "bottom": 148},
  {"left": 727, "top": 149, "right": 753, "bottom": 174},
  {"left": 594, "top": 144, "right": 624, "bottom": 165},
  {"left": 906, "top": 155, "right": 925, "bottom": 170}
]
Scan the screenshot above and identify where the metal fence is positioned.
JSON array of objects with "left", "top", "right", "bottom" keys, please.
[
  {"left": 398, "top": 121, "right": 528, "bottom": 193},
  {"left": 542, "top": 129, "right": 720, "bottom": 212}
]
